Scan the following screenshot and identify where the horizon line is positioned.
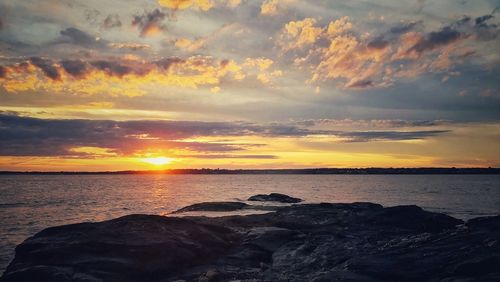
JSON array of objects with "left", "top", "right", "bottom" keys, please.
[{"left": 0, "top": 167, "right": 499, "bottom": 175}]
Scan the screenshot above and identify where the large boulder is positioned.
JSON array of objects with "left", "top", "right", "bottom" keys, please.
[
  {"left": 0, "top": 214, "right": 239, "bottom": 282},
  {"left": 248, "top": 193, "right": 302, "bottom": 203}
]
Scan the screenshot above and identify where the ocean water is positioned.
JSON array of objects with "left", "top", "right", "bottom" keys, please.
[{"left": 1, "top": 174, "right": 499, "bottom": 273}]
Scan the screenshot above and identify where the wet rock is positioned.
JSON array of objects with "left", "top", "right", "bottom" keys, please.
[
  {"left": 247, "top": 193, "right": 302, "bottom": 203},
  {"left": 2, "top": 203, "right": 499, "bottom": 282},
  {"left": 172, "top": 201, "right": 249, "bottom": 213}
]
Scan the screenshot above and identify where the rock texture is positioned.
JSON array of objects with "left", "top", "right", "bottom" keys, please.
[
  {"left": 247, "top": 193, "right": 303, "bottom": 203},
  {"left": 1, "top": 195, "right": 499, "bottom": 282},
  {"left": 173, "top": 202, "right": 249, "bottom": 213}
]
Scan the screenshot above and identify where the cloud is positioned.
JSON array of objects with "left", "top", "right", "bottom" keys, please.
[
  {"left": 334, "top": 130, "right": 449, "bottom": 142},
  {"left": 0, "top": 65, "right": 6, "bottom": 78},
  {"left": 177, "top": 154, "right": 277, "bottom": 159},
  {"left": 156, "top": 0, "right": 240, "bottom": 11},
  {"left": 0, "top": 56, "right": 246, "bottom": 96},
  {"left": 0, "top": 52, "right": 283, "bottom": 96},
  {"left": 59, "top": 27, "right": 102, "bottom": 47},
  {"left": 294, "top": 119, "right": 451, "bottom": 129},
  {"left": 60, "top": 60, "right": 88, "bottom": 78},
  {"left": 390, "top": 21, "right": 421, "bottom": 35},
  {"left": 108, "top": 42, "right": 151, "bottom": 51},
  {"left": 408, "top": 27, "right": 462, "bottom": 55},
  {"left": 261, "top": 0, "right": 278, "bottom": 16},
  {"left": 157, "top": 0, "right": 214, "bottom": 11},
  {"left": 29, "top": 57, "right": 61, "bottom": 81},
  {"left": 0, "top": 113, "right": 451, "bottom": 157},
  {"left": 279, "top": 18, "right": 324, "bottom": 51},
  {"left": 473, "top": 13, "right": 499, "bottom": 41},
  {"left": 102, "top": 14, "right": 122, "bottom": 29},
  {"left": 277, "top": 14, "right": 498, "bottom": 89},
  {"left": 174, "top": 37, "right": 206, "bottom": 52},
  {"left": 132, "top": 9, "right": 168, "bottom": 37}
]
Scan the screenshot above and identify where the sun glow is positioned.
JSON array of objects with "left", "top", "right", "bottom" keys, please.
[{"left": 142, "top": 157, "right": 174, "bottom": 166}]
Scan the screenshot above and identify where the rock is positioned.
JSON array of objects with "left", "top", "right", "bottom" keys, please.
[
  {"left": 2, "top": 203, "right": 499, "bottom": 282},
  {"left": 367, "top": 205, "right": 464, "bottom": 233},
  {"left": 0, "top": 215, "right": 239, "bottom": 282},
  {"left": 467, "top": 215, "right": 500, "bottom": 231},
  {"left": 172, "top": 201, "right": 249, "bottom": 213},
  {"left": 247, "top": 193, "right": 302, "bottom": 203}
]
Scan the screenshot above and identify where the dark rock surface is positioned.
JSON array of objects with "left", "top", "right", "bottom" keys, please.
[
  {"left": 247, "top": 193, "right": 303, "bottom": 203},
  {"left": 172, "top": 202, "right": 249, "bottom": 213},
  {"left": 2, "top": 195, "right": 499, "bottom": 282}
]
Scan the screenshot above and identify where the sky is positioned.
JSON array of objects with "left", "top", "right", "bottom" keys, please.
[{"left": 0, "top": 0, "right": 499, "bottom": 171}]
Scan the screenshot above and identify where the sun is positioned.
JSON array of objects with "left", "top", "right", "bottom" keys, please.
[{"left": 142, "top": 157, "right": 173, "bottom": 166}]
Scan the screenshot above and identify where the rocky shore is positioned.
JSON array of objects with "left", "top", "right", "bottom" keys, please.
[{"left": 1, "top": 193, "right": 499, "bottom": 281}]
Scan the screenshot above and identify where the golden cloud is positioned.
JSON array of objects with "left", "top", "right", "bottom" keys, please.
[
  {"left": 0, "top": 55, "right": 284, "bottom": 96},
  {"left": 174, "top": 37, "right": 206, "bottom": 52},
  {"left": 278, "top": 17, "right": 471, "bottom": 89},
  {"left": 0, "top": 56, "right": 246, "bottom": 96},
  {"left": 158, "top": 0, "right": 214, "bottom": 11},
  {"left": 157, "top": 0, "right": 240, "bottom": 11}
]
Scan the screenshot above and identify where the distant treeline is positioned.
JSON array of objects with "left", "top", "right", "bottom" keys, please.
[{"left": 1, "top": 168, "right": 499, "bottom": 175}]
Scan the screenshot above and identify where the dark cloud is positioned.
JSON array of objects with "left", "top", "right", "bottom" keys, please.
[
  {"left": 0, "top": 65, "right": 6, "bottom": 78},
  {"left": 390, "top": 21, "right": 421, "bottom": 34},
  {"left": 155, "top": 57, "right": 185, "bottom": 71},
  {"left": 475, "top": 14, "right": 493, "bottom": 25},
  {"left": 59, "top": 27, "right": 101, "bottom": 47},
  {"left": 473, "top": 13, "right": 498, "bottom": 41},
  {"left": 335, "top": 130, "right": 449, "bottom": 142},
  {"left": 60, "top": 60, "right": 88, "bottom": 78},
  {"left": 0, "top": 114, "right": 451, "bottom": 157},
  {"left": 367, "top": 36, "right": 389, "bottom": 49},
  {"left": 29, "top": 57, "right": 60, "bottom": 81},
  {"left": 90, "top": 60, "right": 131, "bottom": 77},
  {"left": 409, "top": 27, "right": 461, "bottom": 54},
  {"left": 0, "top": 18, "right": 3, "bottom": 30},
  {"left": 102, "top": 14, "right": 122, "bottom": 29},
  {"left": 0, "top": 56, "right": 219, "bottom": 82},
  {"left": 294, "top": 119, "right": 450, "bottom": 128},
  {"left": 177, "top": 154, "right": 278, "bottom": 159},
  {"left": 89, "top": 60, "right": 153, "bottom": 77},
  {"left": 347, "top": 80, "right": 374, "bottom": 89},
  {"left": 132, "top": 9, "right": 167, "bottom": 37},
  {"left": 454, "top": 16, "right": 471, "bottom": 26}
]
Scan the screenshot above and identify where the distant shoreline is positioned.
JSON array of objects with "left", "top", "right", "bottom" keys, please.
[{"left": 1, "top": 168, "right": 499, "bottom": 175}]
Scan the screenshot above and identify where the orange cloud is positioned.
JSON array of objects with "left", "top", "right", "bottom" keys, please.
[
  {"left": 261, "top": 0, "right": 278, "bottom": 16},
  {"left": 278, "top": 17, "right": 474, "bottom": 89},
  {"left": 261, "top": 0, "right": 295, "bottom": 16},
  {"left": 0, "top": 56, "right": 246, "bottom": 96},
  {"left": 280, "top": 18, "right": 323, "bottom": 51},
  {"left": 157, "top": 0, "right": 240, "bottom": 11},
  {"left": 174, "top": 37, "right": 206, "bottom": 52},
  {"left": 158, "top": 0, "right": 214, "bottom": 11}
]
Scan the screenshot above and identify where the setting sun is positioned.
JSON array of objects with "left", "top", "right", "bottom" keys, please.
[{"left": 142, "top": 157, "right": 173, "bottom": 166}]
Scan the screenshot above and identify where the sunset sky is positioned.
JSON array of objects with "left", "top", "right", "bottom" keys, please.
[{"left": 0, "top": 0, "right": 499, "bottom": 171}]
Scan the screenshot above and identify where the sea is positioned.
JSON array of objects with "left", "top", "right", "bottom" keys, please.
[{"left": 1, "top": 174, "right": 499, "bottom": 273}]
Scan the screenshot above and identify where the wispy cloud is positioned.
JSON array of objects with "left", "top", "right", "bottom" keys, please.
[{"left": 0, "top": 113, "right": 450, "bottom": 158}]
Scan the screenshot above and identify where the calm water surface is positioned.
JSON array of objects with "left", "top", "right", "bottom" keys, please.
[{"left": 1, "top": 174, "right": 499, "bottom": 273}]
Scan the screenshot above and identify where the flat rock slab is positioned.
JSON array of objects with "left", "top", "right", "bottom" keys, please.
[
  {"left": 247, "top": 193, "right": 303, "bottom": 203},
  {"left": 0, "top": 215, "right": 240, "bottom": 282},
  {"left": 172, "top": 201, "right": 249, "bottom": 213},
  {"left": 2, "top": 200, "right": 499, "bottom": 282}
]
